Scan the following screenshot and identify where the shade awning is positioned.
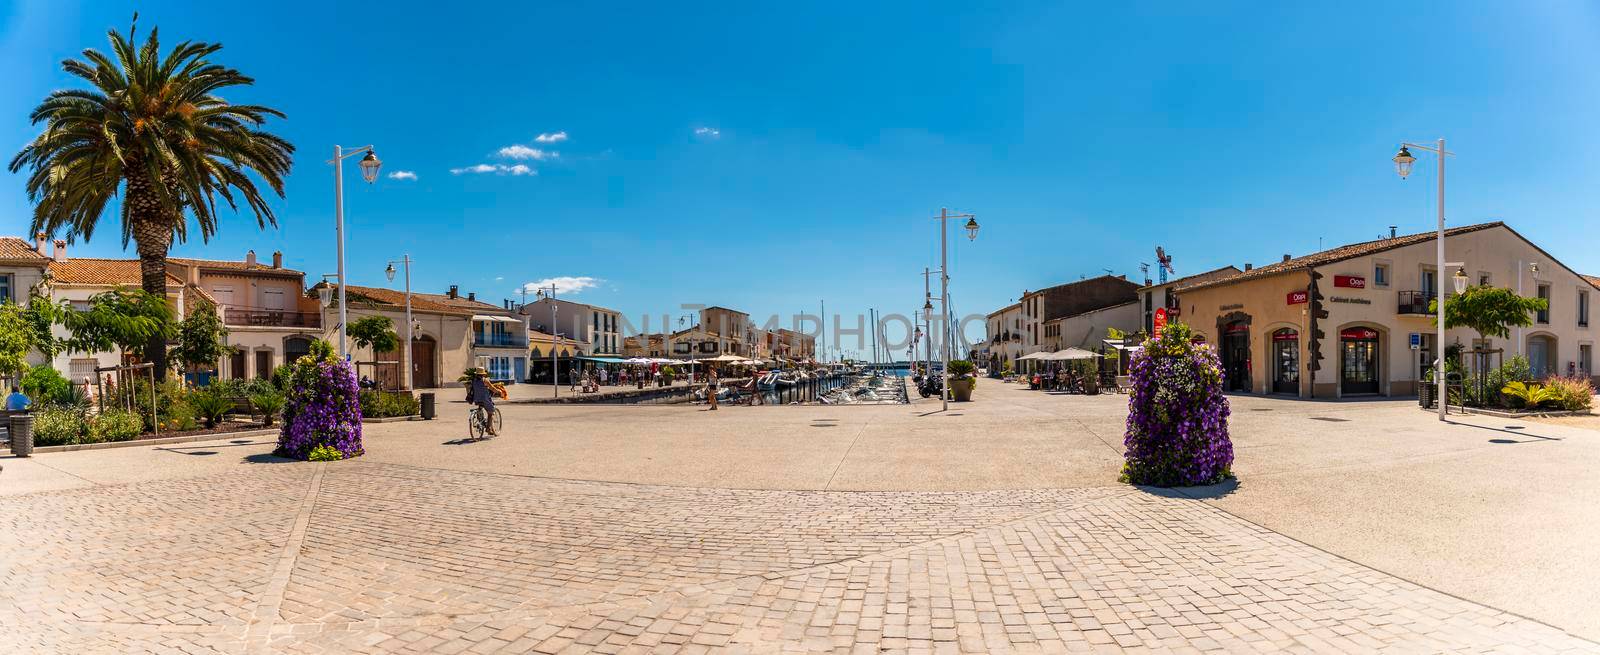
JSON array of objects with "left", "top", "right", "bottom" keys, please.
[
  {"left": 575, "top": 356, "right": 628, "bottom": 364},
  {"left": 702, "top": 354, "right": 747, "bottom": 362},
  {"left": 1046, "top": 348, "right": 1101, "bottom": 361},
  {"left": 472, "top": 314, "right": 522, "bottom": 324},
  {"left": 1016, "top": 352, "right": 1049, "bottom": 361}
]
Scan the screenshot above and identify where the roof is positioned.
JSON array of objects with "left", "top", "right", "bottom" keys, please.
[
  {"left": 987, "top": 302, "right": 1021, "bottom": 318},
  {"left": 47, "top": 258, "right": 184, "bottom": 286},
  {"left": 1584, "top": 275, "right": 1600, "bottom": 290},
  {"left": 1178, "top": 222, "right": 1506, "bottom": 294},
  {"left": 1137, "top": 265, "right": 1243, "bottom": 292},
  {"left": 168, "top": 257, "right": 302, "bottom": 277},
  {"left": 413, "top": 291, "right": 512, "bottom": 314},
  {"left": 336, "top": 284, "right": 476, "bottom": 316},
  {"left": 702, "top": 305, "right": 749, "bottom": 315},
  {"left": 0, "top": 237, "right": 48, "bottom": 264},
  {"left": 1042, "top": 300, "right": 1139, "bottom": 323},
  {"left": 1022, "top": 274, "right": 1138, "bottom": 299}
]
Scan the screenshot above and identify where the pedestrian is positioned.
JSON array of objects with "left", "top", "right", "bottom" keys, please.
[
  {"left": 707, "top": 368, "right": 720, "bottom": 411},
  {"left": 5, "top": 386, "right": 31, "bottom": 412},
  {"left": 598, "top": 367, "right": 608, "bottom": 386}
]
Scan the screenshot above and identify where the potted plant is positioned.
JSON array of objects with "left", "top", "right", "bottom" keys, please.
[{"left": 948, "top": 359, "right": 977, "bottom": 401}]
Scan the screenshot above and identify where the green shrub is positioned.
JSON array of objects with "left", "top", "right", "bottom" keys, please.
[
  {"left": 947, "top": 359, "right": 976, "bottom": 378},
  {"left": 32, "top": 406, "right": 87, "bottom": 446},
  {"left": 189, "top": 390, "right": 233, "bottom": 428},
  {"left": 358, "top": 389, "right": 420, "bottom": 418},
  {"left": 250, "top": 390, "right": 287, "bottom": 427},
  {"left": 307, "top": 444, "right": 345, "bottom": 461},
  {"left": 163, "top": 399, "right": 199, "bottom": 431},
  {"left": 1501, "top": 381, "right": 1558, "bottom": 409},
  {"left": 91, "top": 410, "right": 144, "bottom": 442},
  {"left": 20, "top": 364, "right": 69, "bottom": 403},
  {"left": 1544, "top": 376, "right": 1594, "bottom": 412},
  {"left": 270, "top": 364, "right": 294, "bottom": 391}
]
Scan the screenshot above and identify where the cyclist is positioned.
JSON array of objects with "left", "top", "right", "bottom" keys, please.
[{"left": 465, "top": 368, "right": 498, "bottom": 436}]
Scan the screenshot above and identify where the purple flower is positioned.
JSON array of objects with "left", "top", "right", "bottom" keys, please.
[
  {"left": 1121, "top": 324, "right": 1233, "bottom": 486},
  {"left": 275, "top": 345, "right": 364, "bottom": 460}
]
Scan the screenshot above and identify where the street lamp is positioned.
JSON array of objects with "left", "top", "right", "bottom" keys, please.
[
  {"left": 928, "top": 206, "right": 979, "bottom": 411},
  {"left": 1392, "top": 139, "right": 1452, "bottom": 420},
  {"left": 330, "top": 144, "right": 383, "bottom": 360},
  {"left": 385, "top": 255, "right": 414, "bottom": 390},
  {"left": 964, "top": 217, "right": 980, "bottom": 241},
  {"left": 1452, "top": 268, "right": 1470, "bottom": 295},
  {"left": 535, "top": 285, "right": 560, "bottom": 398}
]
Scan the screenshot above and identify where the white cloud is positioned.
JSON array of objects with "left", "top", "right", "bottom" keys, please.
[
  {"left": 694, "top": 127, "right": 721, "bottom": 138},
  {"left": 519, "top": 276, "right": 600, "bottom": 295},
  {"left": 534, "top": 131, "right": 568, "bottom": 143},
  {"left": 450, "top": 163, "right": 536, "bottom": 176},
  {"left": 497, "top": 144, "right": 557, "bottom": 160},
  {"left": 387, "top": 170, "right": 417, "bottom": 181}
]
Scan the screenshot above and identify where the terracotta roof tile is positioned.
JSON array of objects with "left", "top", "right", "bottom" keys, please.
[
  {"left": 413, "top": 291, "right": 511, "bottom": 313},
  {"left": 1584, "top": 275, "right": 1600, "bottom": 290},
  {"left": 0, "top": 237, "right": 48, "bottom": 263},
  {"left": 47, "top": 259, "right": 183, "bottom": 286},
  {"left": 1137, "top": 265, "right": 1243, "bottom": 292},
  {"left": 168, "top": 257, "right": 302, "bottom": 276},
  {"left": 335, "top": 284, "right": 476, "bottom": 316},
  {"left": 1177, "top": 222, "right": 1505, "bottom": 293}
]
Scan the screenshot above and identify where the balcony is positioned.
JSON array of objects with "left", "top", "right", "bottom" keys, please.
[
  {"left": 224, "top": 308, "right": 321, "bottom": 328},
  {"left": 474, "top": 334, "right": 528, "bottom": 348},
  {"left": 1397, "top": 291, "right": 1436, "bottom": 315}
]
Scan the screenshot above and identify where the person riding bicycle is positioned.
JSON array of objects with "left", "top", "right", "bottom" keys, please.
[{"left": 465, "top": 368, "right": 498, "bottom": 436}]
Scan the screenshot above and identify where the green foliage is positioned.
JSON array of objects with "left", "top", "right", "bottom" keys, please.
[
  {"left": 61, "top": 288, "right": 174, "bottom": 357},
  {"left": 1430, "top": 286, "right": 1548, "bottom": 341},
  {"left": 307, "top": 444, "right": 345, "bottom": 461},
  {"left": 270, "top": 364, "right": 294, "bottom": 391},
  {"left": 91, "top": 410, "right": 143, "bottom": 442},
  {"left": 188, "top": 390, "right": 233, "bottom": 428},
  {"left": 358, "top": 389, "right": 419, "bottom": 418},
  {"left": 19, "top": 364, "right": 70, "bottom": 403},
  {"left": 348, "top": 316, "right": 400, "bottom": 354},
  {"left": 250, "top": 390, "right": 286, "bottom": 426},
  {"left": 1501, "top": 381, "right": 1559, "bottom": 409},
  {"left": 162, "top": 398, "right": 199, "bottom": 432},
  {"left": 306, "top": 339, "right": 337, "bottom": 362},
  {"left": 168, "top": 297, "right": 232, "bottom": 371},
  {"left": 1106, "top": 327, "right": 1128, "bottom": 341},
  {"left": 1544, "top": 376, "right": 1594, "bottom": 412},
  {"left": 32, "top": 406, "right": 88, "bottom": 446},
  {"left": 0, "top": 300, "right": 39, "bottom": 378},
  {"left": 947, "top": 359, "right": 977, "bottom": 378}
]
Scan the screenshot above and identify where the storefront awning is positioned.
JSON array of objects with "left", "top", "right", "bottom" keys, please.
[
  {"left": 471, "top": 314, "right": 522, "bottom": 324},
  {"left": 575, "top": 356, "right": 628, "bottom": 364}
]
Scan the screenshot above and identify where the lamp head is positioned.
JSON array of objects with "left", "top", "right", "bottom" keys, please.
[
  {"left": 317, "top": 285, "right": 332, "bottom": 307},
  {"left": 1452, "top": 268, "right": 1469, "bottom": 294},
  {"left": 1529, "top": 262, "right": 1540, "bottom": 276},
  {"left": 964, "top": 217, "right": 980, "bottom": 241},
  {"left": 1392, "top": 146, "right": 1416, "bottom": 179},
  {"left": 359, "top": 150, "right": 382, "bottom": 184},
  {"left": 384, "top": 263, "right": 396, "bottom": 282}
]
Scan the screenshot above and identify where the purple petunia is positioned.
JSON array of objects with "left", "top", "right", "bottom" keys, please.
[
  {"left": 1121, "top": 324, "right": 1233, "bottom": 486},
  {"left": 275, "top": 345, "right": 364, "bottom": 460}
]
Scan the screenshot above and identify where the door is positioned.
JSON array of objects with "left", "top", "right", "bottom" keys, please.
[
  {"left": 229, "top": 351, "right": 247, "bottom": 380},
  {"left": 1340, "top": 328, "right": 1381, "bottom": 395},
  {"left": 255, "top": 350, "right": 272, "bottom": 380},
  {"left": 1528, "top": 336, "right": 1551, "bottom": 378},
  {"left": 411, "top": 337, "right": 436, "bottom": 389},
  {"left": 375, "top": 347, "right": 402, "bottom": 390},
  {"left": 1222, "top": 324, "right": 1251, "bottom": 392},
  {"left": 1272, "top": 329, "right": 1299, "bottom": 394}
]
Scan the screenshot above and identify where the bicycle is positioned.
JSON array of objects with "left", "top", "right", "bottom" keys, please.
[{"left": 467, "top": 405, "right": 502, "bottom": 440}]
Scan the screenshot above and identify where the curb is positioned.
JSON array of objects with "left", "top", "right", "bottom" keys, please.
[{"left": 16, "top": 427, "right": 280, "bottom": 455}]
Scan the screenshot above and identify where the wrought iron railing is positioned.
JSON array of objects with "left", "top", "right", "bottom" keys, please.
[
  {"left": 223, "top": 308, "right": 321, "bottom": 328},
  {"left": 1397, "top": 291, "right": 1435, "bottom": 315}
]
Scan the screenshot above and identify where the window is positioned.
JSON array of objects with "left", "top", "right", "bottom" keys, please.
[
  {"left": 1582, "top": 345, "right": 1593, "bottom": 375},
  {"left": 69, "top": 359, "right": 97, "bottom": 384},
  {"left": 1421, "top": 269, "right": 1437, "bottom": 296},
  {"left": 1580, "top": 290, "right": 1590, "bottom": 328},
  {"left": 211, "top": 285, "right": 235, "bottom": 307},
  {"left": 0, "top": 273, "right": 11, "bottom": 303},
  {"left": 1478, "top": 272, "right": 1491, "bottom": 287},
  {"left": 1537, "top": 284, "right": 1551, "bottom": 324},
  {"left": 1373, "top": 263, "right": 1390, "bottom": 287},
  {"left": 262, "top": 288, "right": 285, "bottom": 310}
]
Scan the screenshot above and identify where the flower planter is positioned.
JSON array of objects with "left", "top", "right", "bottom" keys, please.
[{"left": 951, "top": 377, "right": 975, "bottom": 402}]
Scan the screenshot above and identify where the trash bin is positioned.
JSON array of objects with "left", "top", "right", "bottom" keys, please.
[
  {"left": 419, "top": 392, "right": 436, "bottom": 420},
  {"left": 1419, "top": 382, "right": 1435, "bottom": 409},
  {"left": 9, "top": 415, "right": 34, "bottom": 458}
]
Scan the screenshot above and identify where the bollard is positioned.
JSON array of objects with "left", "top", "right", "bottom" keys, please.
[
  {"left": 9, "top": 415, "right": 35, "bottom": 457},
  {"left": 419, "top": 392, "right": 436, "bottom": 420}
]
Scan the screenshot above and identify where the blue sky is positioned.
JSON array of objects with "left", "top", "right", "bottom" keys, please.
[{"left": 4, "top": 2, "right": 1599, "bottom": 358}]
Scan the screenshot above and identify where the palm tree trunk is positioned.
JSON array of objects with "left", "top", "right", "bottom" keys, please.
[{"left": 127, "top": 172, "right": 175, "bottom": 381}]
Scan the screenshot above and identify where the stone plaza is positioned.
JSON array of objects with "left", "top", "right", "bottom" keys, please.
[{"left": 2, "top": 379, "right": 1598, "bottom": 653}]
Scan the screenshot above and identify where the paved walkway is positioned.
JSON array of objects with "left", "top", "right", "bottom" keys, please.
[{"left": 2, "top": 378, "right": 1598, "bottom": 653}]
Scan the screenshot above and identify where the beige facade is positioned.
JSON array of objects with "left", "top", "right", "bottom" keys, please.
[
  {"left": 1172, "top": 222, "right": 1599, "bottom": 398},
  {"left": 520, "top": 297, "right": 622, "bottom": 356},
  {"left": 1041, "top": 302, "right": 1141, "bottom": 352},
  {"left": 983, "top": 303, "right": 1024, "bottom": 372},
  {"left": 169, "top": 252, "right": 322, "bottom": 381},
  {"left": 1017, "top": 275, "right": 1140, "bottom": 356}
]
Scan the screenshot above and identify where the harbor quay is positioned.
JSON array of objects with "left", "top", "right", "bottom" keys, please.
[{"left": 3, "top": 380, "right": 1598, "bottom": 653}]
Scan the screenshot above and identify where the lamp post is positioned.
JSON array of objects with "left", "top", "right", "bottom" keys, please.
[
  {"left": 1517, "top": 261, "right": 1539, "bottom": 356},
  {"left": 535, "top": 284, "right": 560, "bottom": 398},
  {"left": 385, "top": 255, "right": 414, "bottom": 390},
  {"left": 331, "top": 145, "right": 382, "bottom": 359},
  {"left": 1393, "top": 140, "right": 1452, "bottom": 420},
  {"left": 927, "top": 208, "right": 979, "bottom": 411}
]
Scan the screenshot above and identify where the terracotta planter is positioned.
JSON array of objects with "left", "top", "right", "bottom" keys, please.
[{"left": 951, "top": 377, "right": 975, "bottom": 402}]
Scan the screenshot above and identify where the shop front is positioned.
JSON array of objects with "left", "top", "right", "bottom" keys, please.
[
  {"left": 1339, "top": 326, "right": 1381, "bottom": 395},
  {"left": 1219, "top": 317, "right": 1251, "bottom": 392},
  {"left": 1270, "top": 328, "right": 1300, "bottom": 394}
]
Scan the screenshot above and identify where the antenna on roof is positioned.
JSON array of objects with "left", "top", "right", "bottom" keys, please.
[{"left": 1154, "top": 247, "right": 1174, "bottom": 284}]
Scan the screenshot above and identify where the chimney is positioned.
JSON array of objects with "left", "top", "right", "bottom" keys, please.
[
  {"left": 35, "top": 232, "right": 47, "bottom": 256},
  {"left": 186, "top": 263, "right": 200, "bottom": 286},
  {"left": 245, "top": 250, "right": 257, "bottom": 266},
  {"left": 271, "top": 251, "right": 283, "bottom": 268},
  {"left": 448, "top": 285, "right": 459, "bottom": 299},
  {"left": 1244, "top": 262, "right": 1253, "bottom": 271},
  {"left": 467, "top": 291, "right": 476, "bottom": 302},
  {"left": 1282, "top": 254, "right": 1291, "bottom": 262},
  {"left": 1389, "top": 225, "right": 1397, "bottom": 239},
  {"left": 52, "top": 239, "right": 66, "bottom": 263}
]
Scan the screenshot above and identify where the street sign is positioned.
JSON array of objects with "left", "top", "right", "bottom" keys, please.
[
  {"left": 1153, "top": 308, "right": 1168, "bottom": 337},
  {"left": 1409, "top": 332, "right": 1421, "bottom": 349}
]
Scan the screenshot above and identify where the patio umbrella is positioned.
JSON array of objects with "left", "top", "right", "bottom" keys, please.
[{"left": 1046, "top": 348, "right": 1101, "bottom": 361}]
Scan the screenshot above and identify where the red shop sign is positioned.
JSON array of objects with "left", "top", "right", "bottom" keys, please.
[
  {"left": 1273, "top": 330, "right": 1299, "bottom": 341},
  {"left": 1225, "top": 323, "right": 1250, "bottom": 334},
  {"left": 1286, "top": 290, "right": 1309, "bottom": 305},
  {"left": 1334, "top": 275, "right": 1366, "bottom": 289},
  {"left": 1153, "top": 308, "right": 1168, "bottom": 336},
  {"left": 1340, "top": 327, "right": 1379, "bottom": 340}
]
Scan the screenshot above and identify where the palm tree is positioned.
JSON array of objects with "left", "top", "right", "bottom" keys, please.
[{"left": 9, "top": 16, "right": 294, "bottom": 379}]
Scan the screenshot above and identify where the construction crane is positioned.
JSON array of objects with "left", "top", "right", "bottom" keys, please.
[{"left": 1155, "top": 247, "right": 1175, "bottom": 284}]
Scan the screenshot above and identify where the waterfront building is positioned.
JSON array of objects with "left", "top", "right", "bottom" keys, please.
[
  {"left": 1170, "top": 222, "right": 1599, "bottom": 398},
  {"left": 323, "top": 283, "right": 523, "bottom": 388},
  {"left": 774, "top": 328, "right": 818, "bottom": 360},
  {"left": 983, "top": 303, "right": 1023, "bottom": 373},
  {"left": 623, "top": 333, "right": 668, "bottom": 358},
  {"left": 1040, "top": 301, "right": 1141, "bottom": 351},
  {"left": 422, "top": 287, "right": 527, "bottom": 384},
  {"left": 1017, "top": 275, "right": 1141, "bottom": 356},
  {"left": 1137, "top": 266, "right": 1242, "bottom": 335},
  {"left": 520, "top": 297, "right": 623, "bottom": 356}
]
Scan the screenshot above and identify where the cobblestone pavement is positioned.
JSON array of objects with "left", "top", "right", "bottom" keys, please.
[{"left": 1, "top": 460, "right": 1594, "bottom": 654}]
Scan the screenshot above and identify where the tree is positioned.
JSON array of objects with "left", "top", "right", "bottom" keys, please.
[
  {"left": 9, "top": 15, "right": 295, "bottom": 380},
  {"left": 0, "top": 297, "right": 65, "bottom": 381},
  {"left": 1428, "top": 285, "right": 1548, "bottom": 342},
  {"left": 348, "top": 316, "right": 400, "bottom": 354},
  {"left": 169, "top": 296, "right": 231, "bottom": 372},
  {"left": 62, "top": 288, "right": 174, "bottom": 361}
]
